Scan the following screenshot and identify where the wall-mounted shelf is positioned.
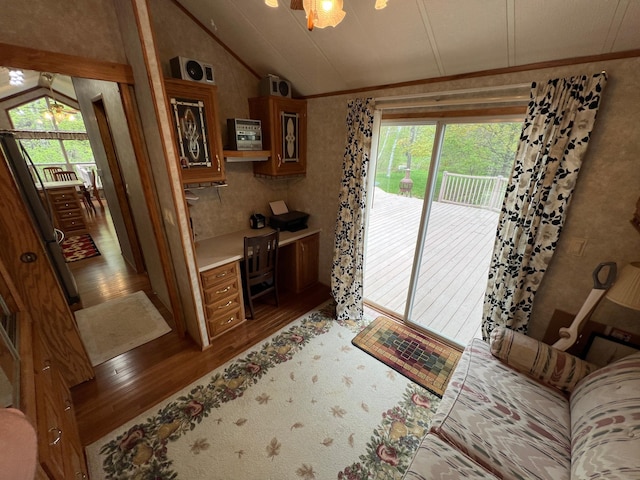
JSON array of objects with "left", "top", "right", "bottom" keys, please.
[{"left": 223, "top": 150, "right": 270, "bottom": 163}]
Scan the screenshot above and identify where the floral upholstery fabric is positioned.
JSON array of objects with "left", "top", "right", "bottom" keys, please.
[
  {"left": 490, "top": 327, "right": 598, "bottom": 393},
  {"left": 429, "top": 338, "right": 571, "bottom": 479},
  {"left": 571, "top": 352, "right": 640, "bottom": 479},
  {"left": 403, "top": 433, "right": 499, "bottom": 480}
]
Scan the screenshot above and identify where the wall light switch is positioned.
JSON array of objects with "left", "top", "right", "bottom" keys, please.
[{"left": 567, "top": 237, "right": 587, "bottom": 256}]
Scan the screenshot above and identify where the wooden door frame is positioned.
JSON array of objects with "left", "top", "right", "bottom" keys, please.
[
  {"left": 0, "top": 42, "right": 185, "bottom": 336},
  {"left": 92, "top": 96, "right": 146, "bottom": 274}
]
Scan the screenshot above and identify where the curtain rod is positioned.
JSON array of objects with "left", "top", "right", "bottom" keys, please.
[{"left": 375, "top": 83, "right": 532, "bottom": 104}]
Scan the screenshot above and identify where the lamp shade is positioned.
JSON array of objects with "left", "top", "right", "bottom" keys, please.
[
  {"left": 303, "top": 0, "right": 346, "bottom": 29},
  {"left": 606, "top": 262, "right": 640, "bottom": 311}
]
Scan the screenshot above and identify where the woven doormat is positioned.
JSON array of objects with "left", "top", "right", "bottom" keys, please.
[
  {"left": 61, "top": 233, "right": 101, "bottom": 262},
  {"left": 353, "top": 316, "right": 462, "bottom": 397}
]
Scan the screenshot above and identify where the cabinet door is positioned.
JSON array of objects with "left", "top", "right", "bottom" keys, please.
[
  {"left": 250, "top": 96, "right": 307, "bottom": 177},
  {"left": 296, "top": 233, "right": 319, "bottom": 292},
  {"left": 165, "top": 78, "right": 225, "bottom": 184}
]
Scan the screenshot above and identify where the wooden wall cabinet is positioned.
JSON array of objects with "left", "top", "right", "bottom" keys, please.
[
  {"left": 165, "top": 78, "right": 225, "bottom": 185},
  {"left": 249, "top": 96, "right": 307, "bottom": 177},
  {"left": 33, "top": 329, "right": 88, "bottom": 480},
  {"left": 279, "top": 233, "right": 319, "bottom": 293},
  {"left": 200, "top": 261, "right": 245, "bottom": 340}
]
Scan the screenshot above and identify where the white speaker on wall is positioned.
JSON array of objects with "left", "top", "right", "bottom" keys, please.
[
  {"left": 169, "top": 56, "right": 215, "bottom": 84},
  {"left": 259, "top": 74, "right": 292, "bottom": 98}
]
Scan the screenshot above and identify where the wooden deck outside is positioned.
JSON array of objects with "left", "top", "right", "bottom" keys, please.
[{"left": 364, "top": 188, "right": 499, "bottom": 346}]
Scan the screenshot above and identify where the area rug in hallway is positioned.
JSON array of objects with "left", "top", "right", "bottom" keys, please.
[
  {"left": 85, "top": 302, "right": 441, "bottom": 480},
  {"left": 75, "top": 291, "right": 171, "bottom": 366},
  {"left": 61, "top": 233, "right": 101, "bottom": 262},
  {"left": 352, "top": 316, "right": 462, "bottom": 397}
]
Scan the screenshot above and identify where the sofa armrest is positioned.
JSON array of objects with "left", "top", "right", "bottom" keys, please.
[{"left": 489, "top": 327, "right": 598, "bottom": 393}]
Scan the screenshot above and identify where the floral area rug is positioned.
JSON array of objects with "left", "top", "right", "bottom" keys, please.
[
  {"left": 85, "top": 301, "right": 441, "bottom": 480},
  {"left": 61, "top": 233, "right": 101, "bottom": 262}
]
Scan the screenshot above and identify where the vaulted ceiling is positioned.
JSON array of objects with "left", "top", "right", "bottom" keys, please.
[{"left": 176, "top": 0, "right": 640, "bottom": 97}]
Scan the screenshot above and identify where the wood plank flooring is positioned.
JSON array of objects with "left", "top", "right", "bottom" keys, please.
[
  {"left": 68, "top": 205, "right": 331, "bottom": 446},
  {"left": 364, "top": 189, "right": 498, "bottom": 345}
]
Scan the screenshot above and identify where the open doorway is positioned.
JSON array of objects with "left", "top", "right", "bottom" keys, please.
[
  {"left": 1, "top": 67, "right": 177, "bottom": 359},
  {"left": 364, "top": 117, "right": 522, "bottom": 346}
]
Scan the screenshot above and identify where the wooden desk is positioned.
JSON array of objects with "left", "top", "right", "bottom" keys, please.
[
  {"left": 195, "top": 226, "right": 321, "bottom": 272},
  {"left": 195, "top": 227, "right": 321, "bottom": 341},
  {"left": 41, "top": 180, "right": 88, "bottom": 236}
]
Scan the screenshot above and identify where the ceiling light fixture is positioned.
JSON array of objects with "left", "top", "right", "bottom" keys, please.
[
  {"left": 8, "top": 69, "right": 24, "bottom": 86},
  {"left": 266, "top": 0, "right": 387, "bottom": 31},
  {"left": 40, "top": 72, "right": 78, "bottom": 123}
]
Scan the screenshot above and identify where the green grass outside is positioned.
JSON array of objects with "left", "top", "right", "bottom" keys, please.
[{"left": 374, "top": 169, "right": 444, "bottom": 200}]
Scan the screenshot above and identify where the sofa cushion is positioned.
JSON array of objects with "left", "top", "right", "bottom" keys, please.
[
  {"left": 571, "top": 351, "right": 640, "bottom": 479},
  {"left": 490, "top": 327, "right": 598, "bottom": 393},
  {"left": 403, "top": 433, "right": 499, "bottom": 480},
  {"left": 430, "top": 338, "right": 572, "bottom": 480}
]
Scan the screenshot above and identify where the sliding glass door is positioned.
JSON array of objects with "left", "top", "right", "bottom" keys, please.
[{"left": 364, "top": 117, "right": 521, "bottom": 345}]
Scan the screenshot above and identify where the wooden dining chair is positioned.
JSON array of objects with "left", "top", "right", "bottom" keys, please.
[
  {"left": 242, "top": 230, "right": 280, "bottom": 319},
  {"left": 42, "top": 166, "right": 63, "bottom": 182},
  {"left": 53, "top": 170, "right": 78, "bottom": 182}
]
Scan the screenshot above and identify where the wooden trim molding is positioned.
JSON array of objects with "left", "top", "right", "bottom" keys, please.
[
  {"left": 120, "top": 84, "right": 186, "bottom": 336},
  {"left": 0, "top": 42, "right": 134, "bottom": 84},
  {"left": 382, "top": 105, "right": 527, "bottom": 120}
]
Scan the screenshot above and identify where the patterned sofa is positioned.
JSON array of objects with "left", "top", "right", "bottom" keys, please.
[{"left": 403, "top": 327, "right": 640, "bottom": 479}]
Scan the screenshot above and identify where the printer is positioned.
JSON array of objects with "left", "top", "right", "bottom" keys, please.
[{"left": 270, "top": 211, "right": 309, "bottom": 232}]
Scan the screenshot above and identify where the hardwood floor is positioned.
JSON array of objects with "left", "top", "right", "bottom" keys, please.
[{"left": 68, "top": 204, "right": 331, "bottom": 446}]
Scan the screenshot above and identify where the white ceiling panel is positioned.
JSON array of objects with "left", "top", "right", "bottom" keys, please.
[
  {"left": 613, "top": 1, "right": 640, "bottom": 52},
  {"left": 514, "top": 1, "right": 619, "bottom": 65},
  {"left": 172, "top": 0, "right": 640, "bottom": 97},
  {"left": 425, "top": 0, "right": 510, "bottom": 75}
]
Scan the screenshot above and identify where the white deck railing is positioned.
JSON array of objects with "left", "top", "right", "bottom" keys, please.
[{"left": 438, "top": 172, "right": 507, "bottom": 212}]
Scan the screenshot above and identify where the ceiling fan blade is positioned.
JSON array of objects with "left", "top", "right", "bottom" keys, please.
[{"left": 290, "top": 0, "right": 304, "bottom": 10}]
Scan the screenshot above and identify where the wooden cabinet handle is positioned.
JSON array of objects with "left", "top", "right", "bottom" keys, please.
[
  {"left": 218, "top": 300, "right": 233, "bottom": 309},
  {"left": 216, "top": 286, "right": 231, "bottom": 294},
  {"left": 48, "top": 427, "right": 62, "bottom": 446}
]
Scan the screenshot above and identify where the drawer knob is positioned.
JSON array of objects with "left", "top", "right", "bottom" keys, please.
[
  {"left": 215, "top": 272, "right": 228, "bottom": 278},
  {"left": 216, "top": 286, "right": 231, "bottom": 294},
  {"left": 48, "top": 427, "right": 62, "bottom": 446},
  {"left": 224, "top": 317, "right": 234, "bottom": 324},
  {"left": 218, "top": 300, "right": 233, "bottom": 309}
]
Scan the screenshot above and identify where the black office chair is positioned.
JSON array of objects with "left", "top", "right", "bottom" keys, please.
[{"left": 242, "top": 230, "right": 279, "bottom": 319}]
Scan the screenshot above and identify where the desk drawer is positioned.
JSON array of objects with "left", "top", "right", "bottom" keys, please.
[
  {"left": 201, "top": 262, "right": 238, "bottom": 289},
  {"left": 207, "top": 306, "right": 243, "bottom": 336},
  {"left": 205, "top": 293, "right": 243, "bottom": 320},
  {"left": 59, "top": 217, "right": 86, "bottom": 232},
  {"left": 203, "top": 277, "right": 240, "bottom": 304}
]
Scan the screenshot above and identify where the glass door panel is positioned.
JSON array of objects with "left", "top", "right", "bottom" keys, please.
[
  {"left": 364, "top": 119, "right": 521, "bottom": 346},
  {"left": 364, "top": 122, "right": 436, "bottom": 317}
]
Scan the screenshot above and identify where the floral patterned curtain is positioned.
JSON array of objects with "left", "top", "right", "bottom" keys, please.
[
  {"left": 482, "top": 73, "right": 607, "bottom": 339},
  {"left": 331, "top": 98, "right": 376, "bottom": 320}
]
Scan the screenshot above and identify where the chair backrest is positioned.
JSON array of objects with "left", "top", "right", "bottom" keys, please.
[
  {"left": 243, "top": 230, "right": 279, "bottom": 287},
  {"left": 42, "top": 166, "right": 63, "bottom": 182},
  {"left": 53, "top": 170, "right": 78, "bottom": 181}
]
